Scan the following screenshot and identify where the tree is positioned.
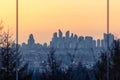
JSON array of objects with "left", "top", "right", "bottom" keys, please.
[
  {"left": 65, "top": 42, "right": 79, "bottom": 80},
  {"left": 40, "top": 48, "right": 70, "bottom": 80},
  {"left": 110, "top": 40, "right": 120, "bottom": 80},
  {"left": 0, "top": 31, "right": 33, "bottom": 80},
  {"left": 71, "top": 62, "right": 88, "bottom": 80},
  {"left": 93, "top": 52, "right": 108, "bottom": 80},
  {"left": 40, "top": 47, "right": 90, "bottom": 80},
  {"left": 93, "top": 40, "right": 120, "bottom": 80}
]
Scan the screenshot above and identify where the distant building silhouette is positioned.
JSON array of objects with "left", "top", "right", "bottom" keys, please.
[{"left": 21, "top": 30, "right": 115, "bottom": 68}]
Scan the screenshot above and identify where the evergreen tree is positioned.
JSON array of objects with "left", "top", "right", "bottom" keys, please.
[
  {"left": 0, "top": 31, "right": 33, "bottom": 80},
  {"left": 93, "top": 40, "right": 120, "bottom": 80},
  {"left": 93, "top": 52, "right": 108, "bottom": 80},
  {"left": 40, "top": 48, "right": 70, "bottom": 80},
  {"left": 110, "top": 40, "right": 120, "bottom": 80},
  {"left": 71, "top": 62, "right": 88, "bottom": 80}
]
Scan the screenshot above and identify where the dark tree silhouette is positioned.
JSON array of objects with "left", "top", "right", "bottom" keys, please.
[
  {"left": 71, "top": 62, "right": 88, "bottom": 80},
  {"left": 110, "top": 40, "right": 120, "bottom": 80},
  {"left": 40, "top": 48, "right": 90, "bottom": 80},
  {"left": 40, "top": 48, "right": 72, "bottom": 80},
  {"left": 0, "top": 31, "right": 33, "bottom": 80},
  {"left": 93, "top": 52, "right": 108, "bottom": 80},
  {"left": 94, "top": 40, "right": 120, "bottom": 80}
]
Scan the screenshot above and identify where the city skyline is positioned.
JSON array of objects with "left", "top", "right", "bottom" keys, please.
[{"left": 23, "top": 30, "right": 115, "bottom": 46}]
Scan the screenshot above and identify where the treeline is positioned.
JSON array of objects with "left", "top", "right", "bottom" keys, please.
[
  {"left": 0, "top": 28, "right": 120, "bottom": 80},
  {"left": 93, "top": 40, "right": 120, "bottom": 80},
  {"left": 0, "top": 31, "right": 33, "bottom": 80}
]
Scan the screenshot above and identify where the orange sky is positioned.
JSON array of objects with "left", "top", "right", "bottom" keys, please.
[{"left": 0, "top": 0, "right": 120, "bottom": 44}]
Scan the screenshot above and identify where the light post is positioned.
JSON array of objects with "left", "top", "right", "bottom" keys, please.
[
  {"left": 107, "top": 0, "right": 109, "bottom": 80},
  {"left": 16, "top": 0, "right": 19, "bottom": 80}
]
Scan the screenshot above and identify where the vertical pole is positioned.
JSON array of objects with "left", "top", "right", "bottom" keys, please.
[
  {"left": 16, "top": 0, "right": 18, "bottom": 80},
  {"left": 107, "top": 0, "right": 109, "bottom": 80},
  {"left": 107, "top": 0, "right": 109, "bottom": 34}
]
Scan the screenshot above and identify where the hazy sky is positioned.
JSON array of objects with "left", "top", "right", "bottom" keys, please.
[{"left": 0, "top": 0, "right": 120, "bottom": 44}]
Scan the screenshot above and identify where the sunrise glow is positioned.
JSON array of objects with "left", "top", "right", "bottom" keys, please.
[{"left": 0, "top": 0, "right": 120, "bottom": 44}]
